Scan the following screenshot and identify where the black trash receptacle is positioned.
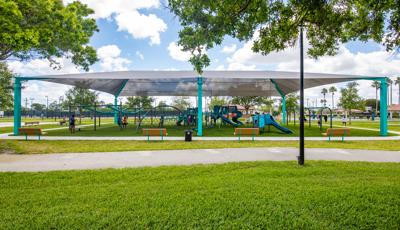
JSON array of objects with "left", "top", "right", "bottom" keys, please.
[{"left": 185, "top": 130, "right": 193, "bottom": 142}]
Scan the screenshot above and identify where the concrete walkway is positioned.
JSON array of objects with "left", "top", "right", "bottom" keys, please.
[
  {"left": 1, "top": 147, "right": 399, "bottom": 172},
  {"left": 1, "top": 135, "right": 400, "bottom": 141}
]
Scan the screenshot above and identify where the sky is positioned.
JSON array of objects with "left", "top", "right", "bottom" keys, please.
[{"left": 6, "top": 0, "right": 400, "bottom": 108}]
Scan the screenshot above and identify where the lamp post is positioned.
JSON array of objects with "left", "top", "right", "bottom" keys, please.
[{"left": 298, "top": 26, "right": 305, "bottom": 166}]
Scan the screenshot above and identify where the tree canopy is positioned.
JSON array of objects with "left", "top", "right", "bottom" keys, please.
[
  {"left": 172, "top": 96, "right": 192, "bottom": 110},
  {"left": 231, "top": 96, "right": 264, "bottom": 114},
  {"left": 64, "top": 86, "right": 98, "bottom": 107},
  {"left": 169, "top": 0, "right": 400, "bottom": 73},
  {"left": 339, "top": 82, "right": 365, "bottom": 123},
  {"left": 126, "top": 96, "right": 155, "bottom": 109},
  {"left": 0, "top": 62, "right": 13, "bottom": 110},
  {"left": 0, "top": 0, "right": 98, "bottom": 71}
]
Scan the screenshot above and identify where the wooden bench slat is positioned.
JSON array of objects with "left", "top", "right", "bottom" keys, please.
[
  {"left": 142, "top": 128, "right": 168, "bottom": 136},
  {"left": 322, "top": 128, "right": 350, "bottom": 141},
  {"left": 234, "top": 128, "right": 260, "bottom": 135},
  {"left": 18, "top": 128, "right": 44, "bottom": 141}
]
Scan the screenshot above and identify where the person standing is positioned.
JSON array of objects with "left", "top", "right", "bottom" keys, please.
[{"left": 69, "top": 114, "right": 76, "bottom": 133}]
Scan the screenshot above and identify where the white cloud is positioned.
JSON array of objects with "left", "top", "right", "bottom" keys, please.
[
  {"left": 136, "top": 51, "right": 144, "bottom": 60},
  {"left": 97, "top": 45, "right": 131, "bottom": 71},
  {"left": 167, "top": 42, "right": 192, "bottom": 62},
  {"left": 115, "top": 11, "right": 167, "bottom": 45},
  {"left": 63, "top": 0, "right": 166, "bottom": 45},
  {"left": 222, "top": 44, "right": 237, "bottom": 54},
  {"left": 7, "top": 58, "right": 80, "bottom": 76},
  {"left": 225, "top": 33, "right": 400, "bottom": 103}
]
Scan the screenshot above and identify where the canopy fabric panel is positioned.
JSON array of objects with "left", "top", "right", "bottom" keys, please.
[{"left": 21, "top": 70, "right": 381, "bottom": 97}]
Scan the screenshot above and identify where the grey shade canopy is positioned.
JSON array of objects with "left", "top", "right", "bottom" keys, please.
[{"left": 21, "top": 70, "right": 382, "bottom": 97}]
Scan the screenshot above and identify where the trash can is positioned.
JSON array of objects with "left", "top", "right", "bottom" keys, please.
[{"left": 185, "top": 130, "right": 193, "bottom": 142}]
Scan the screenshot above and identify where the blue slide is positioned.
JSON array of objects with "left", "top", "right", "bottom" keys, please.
[
  {"left": 221, "top": 115, "right": 241, "bottom": 127},
  {"left": 253, "top": 114, "right": 293, "bottom": 134},
  {"left": 264, "top": 114, "right": 293, "bottom": 134}
]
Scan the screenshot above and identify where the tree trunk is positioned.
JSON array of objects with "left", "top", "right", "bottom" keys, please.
[
  {"left": 349, "top": 109, "right": 352, "bottom": 125},
  {"left": 331, "top": 93, "right": 334, "bottom": 108}
]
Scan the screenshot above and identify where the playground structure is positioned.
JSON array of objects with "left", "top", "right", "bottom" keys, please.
[
  {"left": 252, "top": 113, "right": 293, "bottom": 134},
  {"left": 12, "top": 70, "right": 390, "bottom": 137},
  {"left": 208, "top": 105, "right": 243, "bottom": 127}
]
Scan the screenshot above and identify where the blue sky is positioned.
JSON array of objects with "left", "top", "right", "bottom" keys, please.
[{"left": 7, "top": 0, "right": 400, "bottom": 107}]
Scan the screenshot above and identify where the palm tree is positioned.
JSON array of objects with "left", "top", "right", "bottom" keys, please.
[
  {"left": 329, "top": 86, "right": 337, "bottom": 108},
  {"left": 395, "top": 77, "right": 400, "bottom": 105},
  {"left": 387, "top": 78, "right": 393, "bottom": 105},
  {"left": 321, "top": 88, "right": 328, "bottom": 107},
  {"left": 371, "top": 81, "right": 381, "bottom": 112}
]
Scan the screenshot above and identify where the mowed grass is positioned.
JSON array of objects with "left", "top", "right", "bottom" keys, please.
[
  {"left": 2, "top": 140, "right": 400, "bottom": 154},
  {"left": 0, "top": 161, "right": 399, "bottom": 229},
  {"left": 44, "top": 121, "right": 389, "bottom": 137}
]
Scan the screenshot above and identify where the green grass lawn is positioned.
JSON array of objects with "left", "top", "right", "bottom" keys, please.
[
  {"left": 2, "top": 140, "right": 400, "bottom": 154},
  {"left": 44, "top": 121, "right": 390, "bottom": 137},
  {"left": 0, "top": 161, "right": 399, "bottom": 229}
]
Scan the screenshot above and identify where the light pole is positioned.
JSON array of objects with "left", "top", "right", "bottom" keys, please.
[{"left": 298, "top": 25, "right": 305, "bottom": 166}]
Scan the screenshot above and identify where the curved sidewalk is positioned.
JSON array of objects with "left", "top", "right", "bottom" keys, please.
[{"left": 1, "top": 147, "right": 399, "bottom": 172}]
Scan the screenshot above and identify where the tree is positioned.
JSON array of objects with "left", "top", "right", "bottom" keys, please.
[
  {"left": 209, "top": 96, "right": 228, "bottom": 110},
  {"left": 172, "top": 96, "right": 192, "bottom": 110},
  {"left": 0, "top": 63, "right": 14, "bottom": 111},
  {"left": 64, "top": 87, "right": 98, "bottom": 124},
  {"left": 259, "top": 97, "right": 275, "bottom": 113},
  {"left": 0, "top": 0, "right": 98, "bottom": 71},
  {"left": 329, "top": 86, "right": 337, "bottom": 109},
  {"left": 396, "top": 77, "right": 400, "bottom": 105},
  {"left": 126, "top": 96, "right": 155, "bottom": 109},
  {"left": 169, "top": 1, "right": 400, "bottom": 74},
  {"left": 321, "top": 88, "right": 328, "bottom": 107},
  {"left": 31, "top": 103, "right": 45, "bottom": 112},
  {"left": 231, "top": 96, "right": 264, "bottom": 114},
  {"left": 371, "top": 81, "right": 381, "bottom": 112},
  {"left": 365, "top": 99, "right": 379, "bottom": 111},
  {"left": 339, "top": 82, "right": 364, "bottom": 124}
]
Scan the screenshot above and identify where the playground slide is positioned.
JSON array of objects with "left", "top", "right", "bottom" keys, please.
[
  {"left": 265, "top": 114, "right": 293, "bottom": 134},
  {"left": 221, "top": 116, "right": 241, "bottom": 127}
]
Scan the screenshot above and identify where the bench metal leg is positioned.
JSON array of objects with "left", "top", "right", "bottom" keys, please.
[{"left": 38, "top": 135, "right": 41, "bottom": 141}]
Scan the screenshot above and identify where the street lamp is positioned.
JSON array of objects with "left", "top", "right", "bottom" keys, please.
[{"left": 298, "top": 25, "right": 305, "bottom": 166}]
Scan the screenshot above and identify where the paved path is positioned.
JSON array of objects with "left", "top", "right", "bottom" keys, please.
[
  {"left": 1, "top": 135, "right": 400, "bottom": 141},
  {"left": 1, "top": 148, "right": 399, "bottom": 172}
]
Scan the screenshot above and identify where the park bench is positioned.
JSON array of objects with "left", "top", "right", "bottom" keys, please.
[
  {"left": 142, "top": 128, "right": 168, "bottom": 141},
  {"left": 322, "top": 128, "right": 350, "bottom": 141},
  {"left": 24, "top": 121, "right": 39, "bottom": 126},
  {"left": 18, "top": 128, "right": 47, "bottom": 141},
  {"left": 234, "top": 128, "right": 260, "bottom": 142},
  {"left": 59, "top": 120, "right": 67, "bottom": 126}
]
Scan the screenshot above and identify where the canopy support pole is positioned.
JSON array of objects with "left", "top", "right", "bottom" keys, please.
[
  {"left": 282, "top": 95, "right": 287, "bottom": 125},
  {"left": 197, "top": 76, "right": 203, "bottom": 136},
  {"left": 13, "top": 78, "right": 22, "bottom": 135},
  {"left": 380, "top": 78, "right": 388, "bottom": 136},
  {"left": 270, "top": 79, "right": 287, "bottom": 125},
  {"left": 114, "top": 79, "right": 128, "bottom": 125},
  {"left": 114, "top": 96, "right": 118, "bottom": 125}
]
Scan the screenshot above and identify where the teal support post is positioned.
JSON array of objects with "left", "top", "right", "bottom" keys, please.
[
  {"left": 197, "top": 76, "right": 203, "bottom": 136},
  {"left": 114, "top": 96, "right": 118, "bottom": 124},
  {"left": 380, "top": 78, "right": 388, "bottom": 136},
  {"left": 13, "top": 78, "right": 22, "bottom": 135},
  {"left": 282, "top": 95, "right": 287, "bottom": 125}
]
